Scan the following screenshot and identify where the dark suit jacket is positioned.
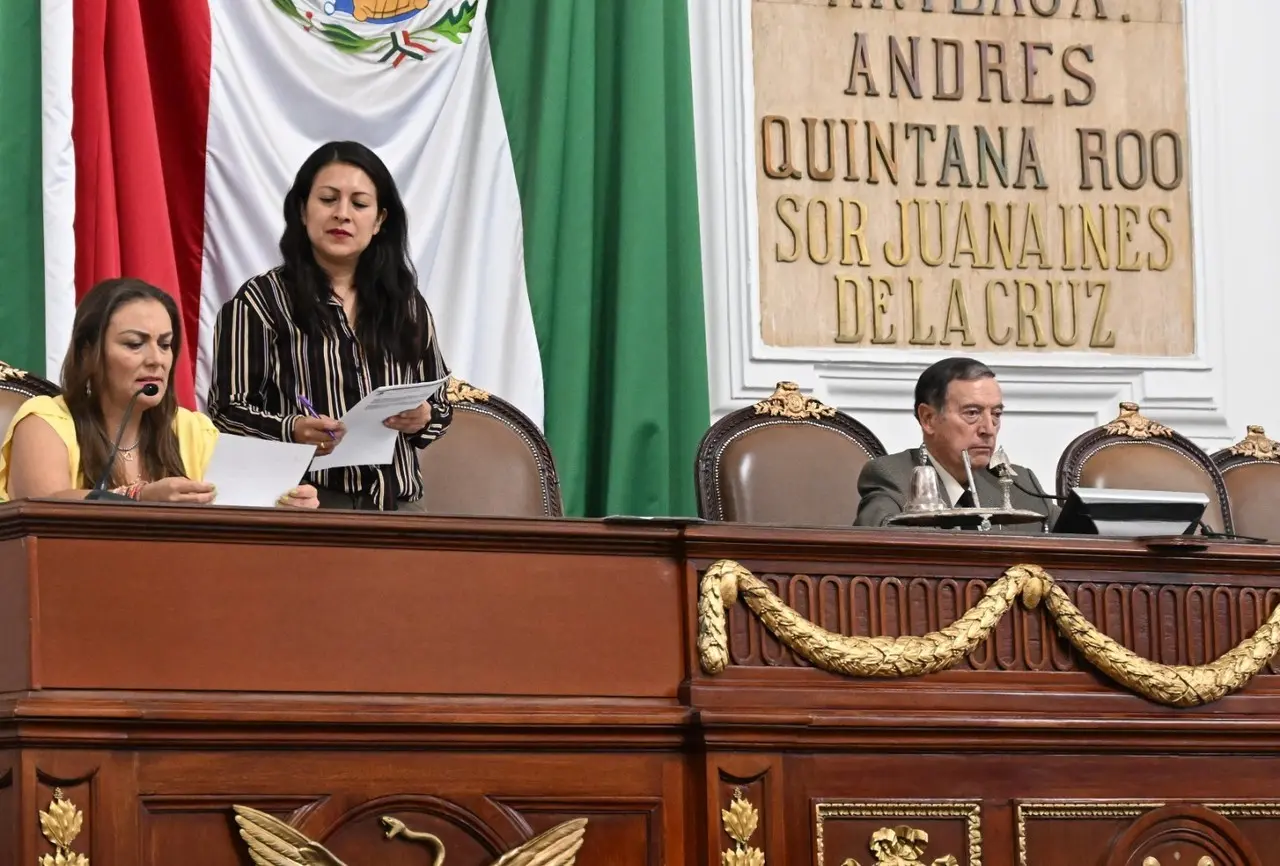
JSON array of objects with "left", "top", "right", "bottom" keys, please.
[{"left": 855, "top": 448, "right": 1060, "bottom": 532}]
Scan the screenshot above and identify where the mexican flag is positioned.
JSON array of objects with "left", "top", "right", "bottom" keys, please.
[{"left": 0, "top": 0, "right": 709, "bottom": 517}]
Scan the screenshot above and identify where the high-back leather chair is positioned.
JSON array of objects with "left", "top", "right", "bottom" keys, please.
[
  {"left": 1056, "top": 401, "right": 1232, "bottom": 533},
  {"left": 416, "top": 377, "right": 562, "bottom": 518},
  {"left": 1211, "top": 426, "right": 1280, "bottom": 541},
  {"left": 0, "top": 360, "right": 59, "bottom": 440},
  {"left": 695, "top": 381, "right": 886, "bottom": 526}
]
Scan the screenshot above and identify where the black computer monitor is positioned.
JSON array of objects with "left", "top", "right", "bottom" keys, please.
[{"left": 1052, "top": 487, "right": 1209, "bottom": 537}]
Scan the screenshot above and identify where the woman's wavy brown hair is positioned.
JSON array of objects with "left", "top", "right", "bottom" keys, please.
[{"left": 61, "top": 279, "right": 188, "bottom": 488}]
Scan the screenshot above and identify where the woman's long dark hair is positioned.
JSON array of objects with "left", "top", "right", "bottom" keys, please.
[
  {"left": 61, "top": 279, "right": 188, "bottom": 488},
  {"left": 279, "top": 141, "right": 428, "bottom": 365}
]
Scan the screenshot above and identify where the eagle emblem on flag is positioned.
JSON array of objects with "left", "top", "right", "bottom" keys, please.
[{"left": 268, "top": 0, "right": 477, "bottom": 67}]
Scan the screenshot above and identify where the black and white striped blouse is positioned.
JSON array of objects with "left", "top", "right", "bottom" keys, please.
[{"left": 207, "top": 267, "right": 451, "bottom": 510}]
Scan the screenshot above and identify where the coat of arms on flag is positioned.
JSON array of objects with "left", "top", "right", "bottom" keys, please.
[{"left": 267, "top": 0, "right": 477, "bottom": 66}]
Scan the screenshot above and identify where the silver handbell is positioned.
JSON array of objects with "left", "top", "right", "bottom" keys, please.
[{"left": 904, "top": 445, "right": 947, "bottom": 513}]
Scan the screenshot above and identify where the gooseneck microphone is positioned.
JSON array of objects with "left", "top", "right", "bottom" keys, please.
[
  {"left": 85, "top": 382, "right": 160, "bottom": 501},
  {"left": 997, "top": 468, "right": 1070, "bottom": 504}
]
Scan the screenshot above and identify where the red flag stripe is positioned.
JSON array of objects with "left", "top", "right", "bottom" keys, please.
[{"left": 72, "top": 0, "right": 213, "bottom": 408}]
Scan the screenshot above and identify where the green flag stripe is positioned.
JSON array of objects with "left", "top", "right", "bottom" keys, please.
[
  {"left": 0, "top": 0, "right": 45, "bottom": 374},
  {"left": 488, "top": 0, "right": 710, "bottom": 518}
]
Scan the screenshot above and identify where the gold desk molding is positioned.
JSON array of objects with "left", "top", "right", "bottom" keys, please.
[
  {"left": 1013, "top": 801, "right": 1280, "bottom": 866},
  {"left": 814, "top": 802, "right": 981, "bottom": 866},
  {"left": 697, "top": 560, "right": 1280, "bottom": 708},
  {"left": 1014, "top": 801, "right": 1158, "bottom": 866},
  {"left": 840, "top": 825, "right": 959, "bottom": 866}
]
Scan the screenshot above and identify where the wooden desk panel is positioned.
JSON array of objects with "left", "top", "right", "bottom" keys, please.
[
  {"left": 0, "top": 539, "right": 31, "bottom": 694},
  {"left": 125, "top": 749, "right": 682, "bottom": 866},
  {"left": 3, "top": 501, "right": 1280, "bottom": 866},
  {"left": 29, "top": 538, "right": 683, "bottom": 696}
]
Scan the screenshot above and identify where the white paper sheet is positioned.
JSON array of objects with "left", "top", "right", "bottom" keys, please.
[
  {"left": 204, "top": 435, "right": 318, "bottom": 508},
  {"left": 309, "top": 378, "right": 448, "bottom": 471}
]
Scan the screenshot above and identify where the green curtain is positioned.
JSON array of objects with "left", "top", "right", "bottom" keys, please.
[
  {"left": 0, "top": 0, "right": 45, "bottom": 374},
  {"left": 489, "top": 0, "right": 710, "bottom": 518}
]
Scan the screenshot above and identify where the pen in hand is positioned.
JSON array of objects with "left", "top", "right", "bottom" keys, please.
[{"left": 297, "top": 395, "right": 338, "bottom": 441}]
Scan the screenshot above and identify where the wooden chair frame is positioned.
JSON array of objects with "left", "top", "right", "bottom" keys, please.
[
  {"left": 436, "top": 377, "right": 564, "bottom": 518},
  {"left": 0, "top": 360, "right": 59, "bottom": 402},
  {"left": 1056, "top": 401, "right": 1233, "bottom": 534},
  {"left": 694, "top": 381, "right": 887, "bottom": 521}
]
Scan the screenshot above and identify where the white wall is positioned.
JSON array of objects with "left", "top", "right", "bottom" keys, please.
[{"left": 689, "top": 0, "right": 1280, "bottom": 489}]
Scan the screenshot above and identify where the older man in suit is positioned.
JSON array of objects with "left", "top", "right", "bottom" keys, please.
[{"left": 855, "top": 357, "right": 1059, "bottom": 531}]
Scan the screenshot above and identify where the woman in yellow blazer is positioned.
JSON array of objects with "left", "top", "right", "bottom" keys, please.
[{"left": 0, "top": 278, "right": 318, "bottom": 506}]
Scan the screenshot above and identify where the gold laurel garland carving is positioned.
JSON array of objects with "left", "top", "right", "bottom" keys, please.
[
  {"left": 698, "top": 560, "right": 1048, "bottom": 678},
  {"left": 697, "top": 561, "right": 1280, "bottom": 707}
]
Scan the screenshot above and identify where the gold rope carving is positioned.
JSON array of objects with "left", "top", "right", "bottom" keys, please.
[
  {"left": 697, "top": 561, "right": 1280, "bottom": 707},
  {"left": 1038, "top": 576, "right": 1280, "bottom": 706},
  {"left": 699, "top": 560, "right": 1047, "bottom": 678}
]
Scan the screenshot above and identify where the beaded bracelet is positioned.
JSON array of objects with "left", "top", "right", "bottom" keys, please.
[{"left": 110, "top": 481, "right": 147, "bottom": 500}]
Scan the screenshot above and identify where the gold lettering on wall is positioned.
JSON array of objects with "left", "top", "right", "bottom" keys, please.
[
  {"left": 908, "top": 276, "right": 938, "bottom": 345},
  {"left": 871, "top": 276, "right": 898, "bottom": 343},
  {"left": 1088, "top": 279, "right": 1116, "bottom": 347},
  {"left": 1049, "top": 280, "right": 1080, "bottom": 347},
  {"left": 775, "top": 195, "right": 801, "bottom": 263},
  {"left": 835, "top": 273, "right": 864, "bottom": 342},
  {"left": 841, "top": 198, "right": 872, "bottom": 265},
  {"left": 753, "top": 0, "right": 1194, "bottom": 354},
  {"left": 941, "top": 279, "right": 976, "bottom": 346}
]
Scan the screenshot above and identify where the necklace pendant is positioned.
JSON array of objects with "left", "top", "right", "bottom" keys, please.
[{"left": 121, "top": 451, "right": 135, "bottom": 462}]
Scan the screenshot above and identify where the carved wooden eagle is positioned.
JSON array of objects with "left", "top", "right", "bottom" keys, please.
[{"left": 232, "top": 805, "right": 588, "bottom": 866}]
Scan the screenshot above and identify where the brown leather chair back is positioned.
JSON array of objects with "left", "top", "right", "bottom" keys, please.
[
  {"left": 417, "top": 378, "right": 562, "bottom": 518},
  {"left": 1056, "top": 401, "right": 1232, "bottom": 534},
  {"left": 695, "top": 382, "right": 886, "bottom": 526},
  {"left": 0, "top": 360, "right": 59, "bottom": 441},
  {"left": 1212, "top": 426, "right": 1280, "bottom": 541}
]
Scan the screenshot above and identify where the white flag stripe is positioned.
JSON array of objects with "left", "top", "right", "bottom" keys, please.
[
  {"left": 197, "top": 0, "right": 543, "bottom": 428},
  {"left": 40, "top": 0, "right": 76, "bottom": 380}
]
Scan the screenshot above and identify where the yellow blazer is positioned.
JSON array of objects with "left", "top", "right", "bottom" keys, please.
[{"left": 0, "top": 395, "right": 218, "bottom": 500}]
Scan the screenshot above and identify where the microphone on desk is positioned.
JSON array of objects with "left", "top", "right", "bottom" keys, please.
[
  {"left": 984, "top": 448, "right": 1063, "bottom": 533},
  {"left": 85, "top": 382, "right": 160, "bottom": 502},
  {"left": 986, "top": 447, "right": 1069, "bottom": 503},
  {"left": 995, "top": 467, "right": 1070, "bottom": 504}
]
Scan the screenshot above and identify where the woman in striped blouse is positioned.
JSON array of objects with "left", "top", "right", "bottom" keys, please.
[{"left": 207, "top": 141, "right": 452, "bottom": 511}]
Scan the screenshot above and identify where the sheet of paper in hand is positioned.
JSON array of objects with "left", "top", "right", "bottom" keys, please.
[
  {"left": 203, "top": 435, "right": 318, "bottom": 508},
  {"left": 309, "top": 378, "right": 448, "bottom": 471}
]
